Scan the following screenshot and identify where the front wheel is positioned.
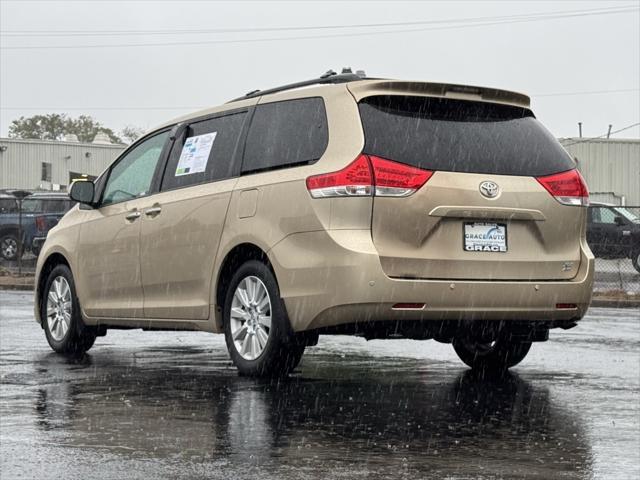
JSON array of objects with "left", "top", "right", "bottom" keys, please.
[
  {"left": 0, "top": 233, "right": 20, "bottom": 261},
  {"left": 42, "top": 264, "right": 97, "bottom": 355},
  {"left": 453, "top": 334, "right": 531, "bottom": 372},
  {"left": 223, "top": 260, "right": 304, "bottom": 377}
]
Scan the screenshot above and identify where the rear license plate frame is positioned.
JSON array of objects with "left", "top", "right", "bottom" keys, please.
[{"left": 463, "top": 222, "right": 508, "bottom": 253}]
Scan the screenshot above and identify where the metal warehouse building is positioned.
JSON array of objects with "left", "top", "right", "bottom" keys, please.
[
  {"left": 560, "top": 138, "right": 640, "bottom": 206},
  {"left": 0, "top": 136, "right": 125, "bottom": 191},
  {"left": 0, "top": 135, "right": 638, "bottom": 205}
]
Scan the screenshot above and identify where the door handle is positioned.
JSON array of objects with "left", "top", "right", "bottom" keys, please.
[
  {"left": 145, "top": 206, "right": 162, "bottom": 217},
  {"left": 125, "top": 210, "right": 141, "bottom": 221}
]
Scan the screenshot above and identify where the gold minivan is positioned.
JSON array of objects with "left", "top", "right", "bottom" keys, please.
[{"left": 34, "top": 71, "right": 594, "bottom": 376}]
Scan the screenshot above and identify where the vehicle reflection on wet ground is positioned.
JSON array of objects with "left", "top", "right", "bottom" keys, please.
[{"left": 1, "top": 291, "right": 638, "bottom": 479}]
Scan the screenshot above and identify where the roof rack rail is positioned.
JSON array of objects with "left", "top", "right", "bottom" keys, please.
[{"left": 228, "top": 68, "right": 370, "bottom": 103}]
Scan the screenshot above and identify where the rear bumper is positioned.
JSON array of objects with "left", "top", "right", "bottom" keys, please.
[
  {"left": 268, "top": 230, "right": 594, "bottom": 332},
  {"left": 31, "top": 236, "right": 46, "bottom": 252}
]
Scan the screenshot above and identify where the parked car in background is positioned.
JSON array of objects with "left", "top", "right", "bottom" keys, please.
[
  {"left": 587, "top": 202, "right": 640, "bottom": 273},
  {"left": 0, "top": 192, "right": 74, "bottom": 260}
]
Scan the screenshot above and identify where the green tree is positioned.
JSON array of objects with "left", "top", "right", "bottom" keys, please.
[
  {"left": 8, "top": 114, "right": 68, "bottom": 140},
  {"left": 8, "top": 113, "right": 122, "bottom": 144},
  {"left": 120, "top": 125, "right": 145, "bottom": 144}
]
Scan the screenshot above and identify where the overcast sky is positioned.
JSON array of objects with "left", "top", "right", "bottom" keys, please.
[{"left": 1, "top": 0, "right": 638, "bottom": 141}]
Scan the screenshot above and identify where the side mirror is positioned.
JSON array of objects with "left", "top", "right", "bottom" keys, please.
[
  {"left": 614, "top": 215, "right": 625, "bottom": 226},
  {"left": 69, "top": 180, "right": 95, "bottom": 206}
]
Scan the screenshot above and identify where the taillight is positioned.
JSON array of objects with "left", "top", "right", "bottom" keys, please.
[
  {"left": 370, "top": 155, "right": 433, "bottom": 197},
  {"left": 306, "top": 155, "right": 373, "bottom": 198},
  {"left": 35, "top": 216, "right": 47, "bottom": 232},
  {"left": 536, "top": 169, "right": 589, "bottom": 206},
  {"left": 306, "top": 154, "right": 433, "bottom": 199}
]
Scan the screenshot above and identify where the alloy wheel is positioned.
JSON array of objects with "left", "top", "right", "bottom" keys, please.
[
  {"left": 1, "top": 237, "right": 18, "bottom": 260},
  {"left": 230, "top": 276, "right": 272, "bottom": 361},
  {"left": 46, "top": 276, "right": 72, "bottom": 341}
]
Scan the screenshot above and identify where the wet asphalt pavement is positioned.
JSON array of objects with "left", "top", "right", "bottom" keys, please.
[{"left": 0, "top": 291, "right": 638, "bottom": 479}]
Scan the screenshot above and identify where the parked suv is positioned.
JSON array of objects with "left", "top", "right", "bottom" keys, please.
[
  {"left": 587, "top": 202, "right": 640, "bottom": 272},
  {"left": 0, "top": 192, "right": 73, "bottom": 260},
  {"left": 34, "top": 71, "right": 594, "bottom": 376}
]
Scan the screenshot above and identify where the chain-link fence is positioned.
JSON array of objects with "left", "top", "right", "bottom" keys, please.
[{"left": 589, "top": 205, "right": 640, "bottom": 298}]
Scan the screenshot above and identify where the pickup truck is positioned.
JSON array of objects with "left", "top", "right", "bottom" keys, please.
[
  {"left": 587, "top": 202, "right": 640, "bottom": 273},
  {"left": 0, "top": 192, "right": 74, "bottom": 261}
]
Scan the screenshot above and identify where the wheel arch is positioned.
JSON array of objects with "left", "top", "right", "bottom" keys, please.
[
  {"left": 36, "top": 252, "right": 71, "bottom": 326},
  {"left": 214, "top": 242, "right": 276, "bottom": 330}
]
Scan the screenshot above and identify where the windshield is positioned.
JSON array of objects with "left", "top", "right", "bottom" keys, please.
[{"left": 614, "top": 206, "right": 640, "bottom": 223}]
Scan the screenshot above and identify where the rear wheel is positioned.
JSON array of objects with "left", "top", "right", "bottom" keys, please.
[
  {"left": 42, "top": 264, "right": 96, "bottom": 355},
  {"left": 0, "top": 233, "right": 20, "bottom": 260},
  {"left": 453, "top": 333, "right": 531, "bottom": 372},
  {"left": 223, "top": 260, "right": 304, "bottom": 377}
]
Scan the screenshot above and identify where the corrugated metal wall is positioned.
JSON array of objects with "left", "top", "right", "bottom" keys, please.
[
  {"left": 560, "top": 138, "right": 640, "bottom": 206},
  {"left": 0, "top": 138, "right": 125, "bottom": 190},
  {"left": 1, "top": 136, "right": 638, "bottom": 204}
]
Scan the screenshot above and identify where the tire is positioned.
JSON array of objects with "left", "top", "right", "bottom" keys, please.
[
  {"left": 453, "top": 333, "right": 531, "bottom": 372},
  {"left": 41, "top": 264, "right": 97, "bottom": 355},
  {"left": 0, "top": 233, "right": 20, "bottom": 261},
  {"left": 223, "top": 260, "right": 304, "bottom": 377},
  {"left": 632, "top": 250, "right": 640, "bottom": 274}
]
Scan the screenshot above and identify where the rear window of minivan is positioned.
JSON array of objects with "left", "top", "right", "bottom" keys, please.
[{"left": 358, "top": 95, "right": 575, "bottom": 177}]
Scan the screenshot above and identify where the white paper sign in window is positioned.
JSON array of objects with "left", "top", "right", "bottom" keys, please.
[{"left": 175, "top": 132, "right": 217, "bottom": 176}]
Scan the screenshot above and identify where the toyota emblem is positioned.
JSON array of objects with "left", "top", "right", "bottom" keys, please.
[{"left": 479, "top": 181, "right": 500, "bottom": 198}]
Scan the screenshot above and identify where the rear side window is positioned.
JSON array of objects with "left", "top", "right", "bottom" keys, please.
[
  {"left": 242, "top": 98, "right": 328, "bottom": 174},
  {"left": 21, "top": 199, "right": 43, "bottom": 213},
  {"left": 162, "top": 111, "right": 247, "bottom": 191},
  {"left": 359, "top": 95, "right": 575, "bottom": 177},
  {"left": 0, "top": 199, "right": 18, "bottom": 214}
]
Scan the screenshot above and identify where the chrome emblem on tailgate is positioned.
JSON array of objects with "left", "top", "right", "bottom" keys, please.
[{"left": 479, "top": 181, "right": 500, "bottom": 198}]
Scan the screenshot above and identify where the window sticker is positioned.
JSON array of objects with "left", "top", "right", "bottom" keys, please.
[{"left": 175, "top": 132, "right": 217, "bottom": 176}]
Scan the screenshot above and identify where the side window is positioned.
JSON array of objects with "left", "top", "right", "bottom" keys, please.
[
  {"left": 101, "top": 131, "right": 169, "bottom": 206},
  {"left": 592, "top": 207, "right": 617, "bottom": 224},
  {"left": 242, "top": 97, "right": 328, "bottom": 174},
  {"left": 161, "top": 111, "right": 247, "bottom": 191},
  {"left": 0, "top": 199, "right": 18, "bottom": 214},
  {"left": 21, "top": 199, "right": 42, "bottom": 213},
  {"left": 43, "top": 200, "right": 67, "bottom": 213}
]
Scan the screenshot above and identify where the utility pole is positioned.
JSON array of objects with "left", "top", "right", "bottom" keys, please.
[
  {"left": 578, "top": 122, "right": 583, "bottom": 138},
  {"left": 607, "top": 125, "right": 612, "bottom": 138}
]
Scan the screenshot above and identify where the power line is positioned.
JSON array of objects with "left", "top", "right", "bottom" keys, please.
[
  {"left": 1, "top": 5, "right": 633, "bottom": 37},
  {"left": 562, "top": 123, "right": 640, "bottom": 146},
  {"left": 4, "top": 86, "right": 640, "bottom": 111},
  {"left": 2, "top": 6, "right": 637, "bottom": 50},
  {"left": 3, "top": 87, "right": 640, "bottom": 111}
]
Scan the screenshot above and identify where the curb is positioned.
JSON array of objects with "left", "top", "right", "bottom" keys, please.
[
  {"left": 0, "top": 284, "right": 34, "bottom": 291},
  {"left": 590, "top": 298, "right": 640, "bottom": 308},
  {"left": 1, "top": 284, "right": 638, "bottom": 307}
]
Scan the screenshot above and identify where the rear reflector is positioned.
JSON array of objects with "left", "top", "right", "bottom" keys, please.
[
  {"left": 556, "top": 303, "right": 578, "bottom": 310},
  {"left": 306, "top": 154, "right": 433, "bottom": 198},
  {"left": 536, "top": 169, "right": 589, "bottom": 206},
  {"left": 392, "top": 303, "right": 426, "bottom": 310}
]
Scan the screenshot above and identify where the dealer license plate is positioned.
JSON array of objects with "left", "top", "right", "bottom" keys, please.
[{"left": 463, "top": 222, "right": 507, "bottom": 253}]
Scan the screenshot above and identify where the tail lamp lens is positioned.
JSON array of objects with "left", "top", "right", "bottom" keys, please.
[
  {"left": 536, "top": 169, "right": 589, "bottom": 206},
  {"left": 306, "top": 154, "right": 433, "bottom": 198},
  {"left": 35, "top": 216, "right": 47, "bottom": 232}
]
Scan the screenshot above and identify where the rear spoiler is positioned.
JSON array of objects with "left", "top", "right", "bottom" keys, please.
[{"left": 347, "top": 80, "right": 530, "bottom": 109}]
